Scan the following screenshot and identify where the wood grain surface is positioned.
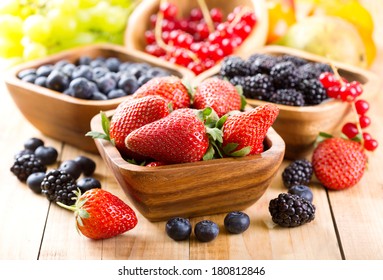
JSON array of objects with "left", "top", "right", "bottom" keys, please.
[{"left": 0, "top": 0, "right": 382, "bottom": 260}]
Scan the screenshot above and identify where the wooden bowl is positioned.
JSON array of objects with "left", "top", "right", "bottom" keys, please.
[
  {"left": 90, "top": 110, "right": 285, "bottom": 222},
  {"left": 124, "top": 0, "right": 268, "bottom": 68},
  {"left": 193, "top": 46, "right": 381, "bottom": 160},
  {"left": 4, "top": 43, "right": 194, "bottom": 154}
]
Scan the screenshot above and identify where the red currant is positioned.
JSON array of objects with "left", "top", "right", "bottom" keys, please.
[
  {"left": 363, "top": 132, "right": 372, "bottom": 141},
  {"left": 339, "top": 83, "right": 359, "bottom": 101},
  {"left": 241, "top": 11, "right": 257, "bottom": 26},
  {"left": 359, "top": 115, "right": 371, "bottom": 128},
  {"left": 326, "top": 86, "right": 340, "bottom": 99},
  {"left": 355, "top": 99, "right": 369, "bottom": 115},
  {"left": 342, "top": 122, "right": 359, "bottom": 139},
  {"left": 221, "top": 38, "right": 234, "bottom": 55},
  {"left": 349, "top": 81, "right": 363, "bottom": 97},
  {"left": 364, "top": 139, "right": 378, "bottom": 151},
  {"left": 160, "top": 2, "right": 177, "bottom": 19},
  {"left": 187, "top": 61, "right": 204, "bottom": 75},
  {"left": 196, "top": 22, "right": 209, "bottom": 40},
  {"left": 145, "top": 44, "right": 166, "bottom": 57},
  {"left": 234, "top": 21, "right": 252, "bottom": 39},
  {"left": 189, "top": 8, "right": 203, "bottom": 21},
  {"left": 210, "top": 8, "right": 223, "bottom": 23},
  {"left": 161, "top": 19, "right": 176, "bottom": 32},
  {"left": 319, "top": 72, "right": 340, "bottom": 88},
  {"left": 144, "top": 30, "right": 155, "bottom": 44}
]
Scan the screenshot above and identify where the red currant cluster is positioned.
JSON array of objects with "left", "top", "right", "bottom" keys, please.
[
  {"left": 144, "top": 2, "right": 257, "bottom": 74},
  {"left": 319, "top": 71, "right": 378, "bottom": 151}
]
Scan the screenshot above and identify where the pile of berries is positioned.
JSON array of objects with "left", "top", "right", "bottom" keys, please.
[
  {"left": 165, "top": 211, "right": 250, "bottom": 242},
  {"left": 319, "top": 72, "right": 378, "bottom": 151},
  {"left": 144, "top": 2, "right": 257, "bottom": 74},
  {"left": 220, "top": 54, "right": 332, "bottom": 106},
  {"left": 18, "top": 55, "right": 171, "bottom": 100},
  {"left": 10, "top": 137, "right": 100, "bottom": 204}
]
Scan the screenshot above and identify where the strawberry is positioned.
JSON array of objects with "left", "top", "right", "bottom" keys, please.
[
  {"left": 312, "top": 137, "right": 367, "bottom": 190},
  {"left": 125, "top": 108, "right": 223, "bottom": 164},
  {"left": 87, "top": 95, "right": 170, "bottom": 160},
  {"left": 57, "top": 189, "right": 138, "bottom": 240},
  {"left": 193, "top": 77, "right": 245, "bottom": 117},
  {"left": 221, "top": 104, "right": 279, "bottom": 156},
  {"left": 132, "top": 76, "right": 191, "bottom": 110}
]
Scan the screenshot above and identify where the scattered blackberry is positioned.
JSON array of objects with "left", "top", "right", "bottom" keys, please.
[
  {"left": 269, "top": 89, "right": 305, "bottom": 106},
  {"left": 282, "top": 159, "right": 313, "bottom": 188},
  {"left": 299, "top": 79, "right": 328, "bottom": 105},
  {"left": 277, "top": 55, "right": 308, "bottom": 67},
  {"left": 269, "top": 193, "right": 315, "bottom": 227},
  {"left": 270, "top": 61, "right": 301, "bottom": 88},
  {"left": 41, "top": 170, "right": 77, "bottom": 206},
  {"left": 248, "top": 54, "right": 279, "bottom": 74},
  {"left": 10, "top": 154, "right": 47, "bottom": 182},
  {"left": 220, "top": 56, "right": 250, "bottom": 78},
  {"left": 241, "top": 74, "right": 274, "bottom": 101}
]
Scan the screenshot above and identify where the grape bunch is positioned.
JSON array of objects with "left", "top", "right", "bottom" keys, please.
[{"left": 0, "top": 0, "right": 136, "bottom": 66}]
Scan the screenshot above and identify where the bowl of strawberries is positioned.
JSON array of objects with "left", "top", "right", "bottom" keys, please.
[
  {"left": 124, "top": 0, "right": 268, "bottom": 75},
  {"left": 89, "top": 76, "right": 285, "bottom": 221}
]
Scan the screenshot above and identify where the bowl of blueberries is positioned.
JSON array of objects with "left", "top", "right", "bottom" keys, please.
[{"left": 4, "top": 43, "right": 194, "bottom": 153}]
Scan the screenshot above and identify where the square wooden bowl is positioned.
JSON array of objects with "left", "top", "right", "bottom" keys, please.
[
  {"left": 193, "top": 46, "right": 381, "bottom": 160},
  {"left": 124, "top": 0, "right": 268, "bottom": 67},
  {"left": 4, "top": 43, "right": 194, "bottom": 154},
  {"left": 90, "top": 110, "right": 285, "bottom": 222}
]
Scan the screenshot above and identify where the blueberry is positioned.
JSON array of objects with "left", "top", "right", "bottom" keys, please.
[
  {"left": 74, "top": 156, "right": 96, "bottom": 176},
  {"left": 59, "top": 160, "right": 82, "bottom": 180},
  {"left": 166, "top": 217, "right": 192, "bottom": 241},
  {"left": 194, "top": 220, "right": 219, "bottom": 242},
  {"left": 147, "top": 67, "right": 169, "bottom": 77},
  {"left": 34, "top": 146, "right": 58, "bottom": 165},
  {"left": 288, "top": 185, "right": 313, "bottom": 202},
  {"left": 34, "top": 76, "right": 47, "bottom": 87},
  {"left": 18, "top": 69, "right": 36, "bottom": 79},
  {"left": 92, "top": 67, "right": 109, "bottom": 80},
  {"left": 36, "top": 64, "right": 54, "bottom": 77},
  {"left": 137, "top": 75, "right": 152, "bottom": 86},
  {"left": 54, "top": 59, "right": 70, "bottom": 69},
  {"left": 118, "top": 76, "right": 139, "bottom": 94},
  {"left": 71, "top": 65, "right": 93, "bottom": 80},
  {"left": 224, "top": 211, "right": 250, "bottom": 234},
  {"left": 21, "top": 74, "right": 37, "bottom": 83},
  {"left": 77, "top": 56, "right": 91, "bottom": 65},
  {"left": 46, "top": 70, "right": 69, "bottom": 92},
  {"left": 91, "top": 91, "right": 108, "bottom": 100},
  {"left": 90, "top": 59, "right": 105, "bottom": 68},
  {"left": 97, "top": 76, "right": 117, "bottom": 94},
  {"left": 105, "top": 57, "right": 121, "bottom": 72},
  {"left": 77, "top": 177, "right": 101, "bottom": 193},
  {"left": 63, "top": 87, "right": 74, "bottom": 97},
  {"left": 108, "top": 89, "right": 126, "bottom": 99},
  {"left": 61, "top": 63, "right": 76, "bottom": 77},
  {"left": 69, "top": 77, "right": 93, "bottom": 99},
  {"left": 14, "top": 149, "right": 34, "bottom": 159},
  {"left": 24, "top": 137, "right": 44, "bottom": 151},
  {"left": 26, "top": 172, "right": 46, "bottom": 194}
]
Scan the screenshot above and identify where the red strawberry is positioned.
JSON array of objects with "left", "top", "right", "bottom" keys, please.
[
  {"left": 133, "top": 76, "right": 191, "bottom": 110},
  {"left": 125, "top": 108, "right": 222, "bottom": 164},
  {"left": 193, "top": 77, "right": 244, "bottom": 117},
  {"left": 222, "top": 104, "right": 279, "bottom": 156},
  {"left": 57, "top": 189, "right": 138, "bottom": 240},
  {"left": 87, "top": 95, "right": 170, "bottom": 160},
  {"left": 312, "top": 137, "right": 367, "bottom": 190}
]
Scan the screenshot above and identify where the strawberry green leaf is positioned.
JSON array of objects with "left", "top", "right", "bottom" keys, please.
[
  {"left": 240, "top": 95, "right": 247, "bottom": 110},
  {"left": 319, "top": 132, "right": 333, "bottom": 138},
  {"left": 85, "top": 131, "right": 110, "bottom": 140},
  {"left": 167, "top": 102, "right": 173, "bottom": 112},
  {"left": 315, "top": 132, "right": 334, "bottom": 147},
  {"left": 182, "top": 79, "right": 195, "bottom": 98},
  {"left": 229, "top": 146, "right": 251, "bottom": 157},
  {"left": 78, "top": 209, "right": 90, "bottom": 219},
  {"left": 216, "top": 115, "right": 228, "bottom": 130},
  {"left": 351, "top": 133, "right": 363, "bottom": 142},
  {"left": 206, "top": 127, "right": 223, "bottom": 143},
  {"left": 203, "top": 145, "right": 215, "bottom": 160},
  {"left": 101, "top": 111, "right": 110, "bottom": 136},
  {"left": 235, "top": 85, "right": 243, "bottom": 96},
  {"left": 223, "top": 143, "right": 239, "bottom": 154},
  {"left": 85, "top": 111, "right": 111, "bottom": 141}
]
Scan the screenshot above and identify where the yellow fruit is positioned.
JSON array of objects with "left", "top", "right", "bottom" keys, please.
[{"left": 279, "top": 16, "right": 367, "bottom": 67}]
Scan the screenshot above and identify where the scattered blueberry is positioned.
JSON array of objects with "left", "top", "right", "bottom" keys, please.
[
  {"left": 74, "top": 156, "right": 96, "bottom": 176},
  {"left": 34, "top": 146, "right": 58, "bottom": 165},
  {"left": 224, "top": 211, "right": 250, "bottom": 234},
  {"left": 59, "top": 160, "right": 82, "bottom": 180},
  {"left": 166, "top": 217, "right": 192, "bottom": 241},
  {"left": 24, "top": 137, "right": 44, "bottom": 151},
  {"left": 76, "top": 177, "right": 101, "bottom": 193},
  {"left": 26, "top": 172, "right": 46, "bottom": 194},
  {"left": 288, "top": 185, "right": 313, "bottom": 202},
  {"left": 194, "top": 220, "right": 219, "bottom": 242}
]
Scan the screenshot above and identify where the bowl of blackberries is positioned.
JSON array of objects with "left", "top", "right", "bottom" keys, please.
[
  {"left": 194, "top": 45, "right": 380, "bottom": 159},
  {"left": 4, "top": 43, "right": 194, "bottom": 154}
]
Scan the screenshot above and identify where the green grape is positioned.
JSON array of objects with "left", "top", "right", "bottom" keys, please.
[
  {"left": 0, "top": 15, "right": 23, "bottom": 40},
  {"left": 47, "top": 9, "right": 78, "bottom": 42},
  {"left": 99, "top": 5, "right": 128, "bottom": 33},
  {"left": 23, "top": 15, "right": 51, "bottom": 43},
  {"left": 0, "top": 37, "right": 23, "bottom": 58},
  {"left": 109, "top": 0, "right": 133, "bottom": 8},
  {"left": 48, "top": 0, "right": 80, "bottom": 14},
  {"left": 79, "top": 0, "right": 99, "bottom": 8},
  {"left": 76, "top": 8, "right": 92, "bottom": 31},
  {"left": 0, "top": 0, "right": 20, "bottom": 16},
  {"left": 23, "top": 42, "right": 47, "bottom": 60}
]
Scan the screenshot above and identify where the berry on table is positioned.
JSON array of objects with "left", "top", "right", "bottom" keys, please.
[
  {"left": 282, "top": 159, "right": 313, "bottom": 188},
  {"left": 26, "top": 172, "right": 46, "bottom": 194},
  {"left": 59, "top": 160, "right": 82, "bottom": 180},
  {"left": 355, "top": 99, "right": 370, "bottom": 115},
  {"left": 224, "top": 211, "right": 250, "bottom": 234},
  {"left": 24, "top": 137, "right": 44, "bottom": 151},
  {"left": 194, "top": 220, "right": 219, "bottom": 242},
  {"left": 341, "top": 122, "right": 359, "bottom": 139},
  {"left": 41, "top": 169, "right": 77, "bottom": 205},
  {"left": 165, "top": 217, "right": 192, "bottom": 241},
  {"left": 288, "top": 185, "right": 313, "bottom": 203},
  {"left": 364, "top": 138, "right": 378, "bottom": 151},
  {"left": 74, "top": 156, "right": 96, "bottom": 176},
  {"left": 359, "top": 115, "right": 371, "bottom": 129},
  {"left": 10, "top": 154, "right": 47, "bottom": 182},
  {"left": 34, "top": 146, "right": 58, "bottom": 165},
  {"left": 77, "top": 177, "right": 101, "bottom": 193}
]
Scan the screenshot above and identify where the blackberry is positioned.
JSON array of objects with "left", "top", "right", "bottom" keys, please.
[
  {"left": 248, "top": 54, "right": 279, "bottom": 74},
  {"left": 269, "top": 89, "right": 305, "bottom": 106},
  {"left": 241, "top": 74, "right": 274, "bottom": 101},
  {"left": 282, "top": 159, "right": 313, "bottom": 188},
  {"left": 269, "top": 193, "right": 315, "bottom": 227},
  {"left": 41, "top": 170, "right": 77, "bottom": 206},
  {"left": 10, "top": 154, "right": 47, "bottom": 182},
  {"left": 298, "top": 62, "right": 333, "bottom": 80},
  {"left": 219, "top": 56, "right": 250, "bottom": 78},
  {"left": 270, "top": 61, "right": 300, "bottom": 88},
  {"left": 277, "top": 55, "right": 308, "bottom": 67},
  {"left": 299, "top": 79, "right": 328, "bottom": 105},
  {"left": 313, "top": 62, "right": 333, "bottom": 74}
]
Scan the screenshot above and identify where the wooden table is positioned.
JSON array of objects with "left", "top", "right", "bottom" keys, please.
[{"left": 1, "top": 1, "right": 382, "bottom": 260}]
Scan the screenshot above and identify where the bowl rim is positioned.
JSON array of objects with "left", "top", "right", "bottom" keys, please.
[
  {"left": 90, "top": 109, "right": 286, "bottom": 172},
  {"left": 4, "top": 43, "right": 195, "bottom": 107},
  {"left": 192, "top": 45, "right": 381, "bottom": 113}
]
